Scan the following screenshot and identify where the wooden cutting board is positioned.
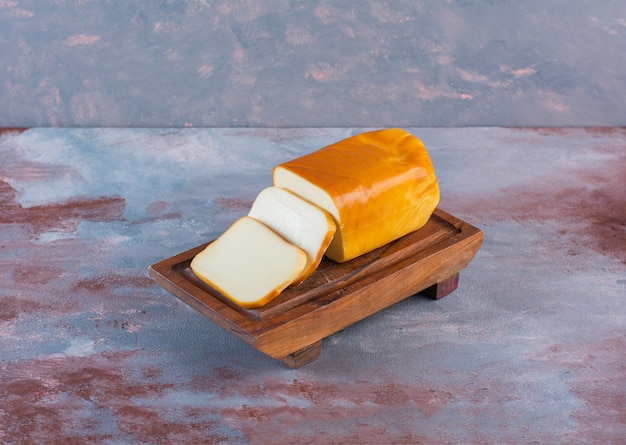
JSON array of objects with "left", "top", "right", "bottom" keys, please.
[{"left": 149, "top": 208, "right": 483, "bottom": 367}]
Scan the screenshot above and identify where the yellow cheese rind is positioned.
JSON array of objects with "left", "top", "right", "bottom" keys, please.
[
  {"left": 190, "top": 216, "right": 307, "bottom": 308},
  {"left": 272, "top": 128, "right": 440, "bottom": 262}
]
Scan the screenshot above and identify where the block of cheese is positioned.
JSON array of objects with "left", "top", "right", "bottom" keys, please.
[
  {"left": 248, "top": 186, "right": 336, "bottom": 286},
  {"left": 190, "top": 216, "right": 307, "bottom": 308},
  {"left": 273, "top": 128, "right": 440, "bottom": 263}
]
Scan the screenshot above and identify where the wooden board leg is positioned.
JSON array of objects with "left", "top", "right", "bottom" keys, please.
[
  {"left": 279, "top": 340, "right": 322, "bottom": 368},
  {"left": 422, "top": 273, "right": 460, "bottom": 300}
]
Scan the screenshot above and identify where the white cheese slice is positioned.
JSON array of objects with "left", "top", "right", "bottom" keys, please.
[
  {"left": 190, "top": 216, "right": 307, "bottom": 308},
  {"left": 248, "top": 186, "right": 336, "bottom": 285}
]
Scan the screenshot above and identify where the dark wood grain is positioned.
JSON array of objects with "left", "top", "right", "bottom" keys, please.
[
  {"left": 279, "top": 340, "right": 322, "bottom": 368},
  {"left": 422, "top": 273, "right": 460, "bottom": 300},
  {"left": 149, "top": 208, "right": 483, "bottom": 367}
]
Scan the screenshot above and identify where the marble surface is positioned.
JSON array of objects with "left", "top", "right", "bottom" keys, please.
[
  {"left": 2, "top": 1, "right": 626, "bottom": 127},
  {"left": 1, "top": 127, "right": 625, "bottom": 444}
]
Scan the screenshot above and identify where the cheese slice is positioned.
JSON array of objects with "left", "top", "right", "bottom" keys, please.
[
  {"left": 190, "top": 216, "right": 307, "bottom": 308},
  {"left": 248, "top": 186, "right": 336, "bottom": 285},
  {"left": 272, "top": 128, "right": 440, "bottom": 263}
]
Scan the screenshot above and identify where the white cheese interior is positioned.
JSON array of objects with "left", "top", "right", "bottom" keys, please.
[
  {"left": 190, "top": 216, "right": 307, "bottom": 308},
  {"left": 272, "top": 167, "right": 344, "bottom": 260},
  {"left": 247, "top": 186, "right": 336, "bottom": 285},
  {"left": 272, "top": 169, "right": 340, "bottom": 221}
]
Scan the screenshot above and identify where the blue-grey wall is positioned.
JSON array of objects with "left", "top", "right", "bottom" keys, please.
[{"left": 2, "top": 1, "right": 625, "bottom": 127}]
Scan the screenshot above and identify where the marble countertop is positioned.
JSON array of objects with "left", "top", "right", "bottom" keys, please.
[{"left": 1, "top": 127, "right": 625, "bottom": 443}]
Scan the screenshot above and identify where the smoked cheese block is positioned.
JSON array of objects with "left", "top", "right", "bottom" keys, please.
[{"left": 272, "top": 128, "right": 440, "bottom": 262}]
